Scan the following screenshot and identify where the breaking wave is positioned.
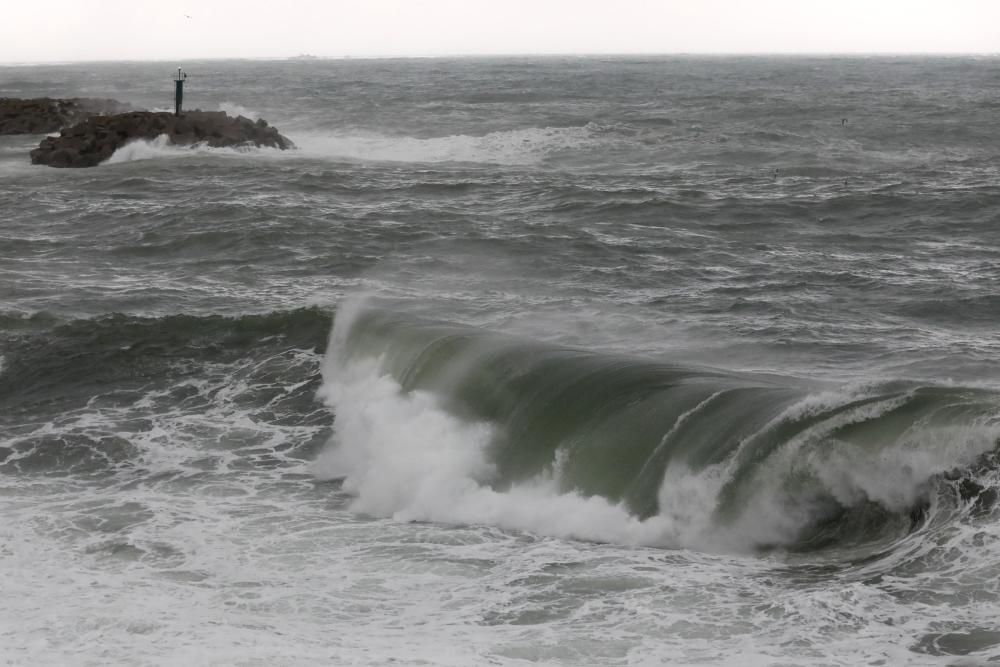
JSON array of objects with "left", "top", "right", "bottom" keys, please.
[
  {"left": 316, "top": 301, "right": 1000, "bottom": 554},
  {"left": 104, "top": 134, "right": 284, "bottom": 165},
  {"left": 96, "top": 121, "right": 643, "bottom": 167},
  {"left": 290, "top": 123, "right": 605, "bottom": 165},
  {"left": 100, "top": 123, "right": 597, "bottom": 166}
]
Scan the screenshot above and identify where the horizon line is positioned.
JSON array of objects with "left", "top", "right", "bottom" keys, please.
[{"left": 2, "top": 51, "right": 998, "bottom": 66}]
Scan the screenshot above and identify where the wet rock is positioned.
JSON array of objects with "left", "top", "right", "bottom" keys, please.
[
  {"left": 30, "top": 111, "right": 295, "bottom": 168},
  {"left": 0, "top": 97, "right": 133, "bottom": 135}
]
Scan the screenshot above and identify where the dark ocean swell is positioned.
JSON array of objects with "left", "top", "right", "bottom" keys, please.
[
  {"left": 0, "top": 308, "right": 331, "bottom": 477},
  {"left": 323, "top": 304, "right": 1000, "bottom": 553}
]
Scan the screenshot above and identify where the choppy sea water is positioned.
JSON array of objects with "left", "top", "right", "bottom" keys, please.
[{"left": 1, "top": 56, "right": 1000, "bottom": 665}]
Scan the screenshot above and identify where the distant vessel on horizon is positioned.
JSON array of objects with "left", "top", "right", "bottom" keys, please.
[{"left": 291, "top": 53, "right": 319, "bottom": 60}]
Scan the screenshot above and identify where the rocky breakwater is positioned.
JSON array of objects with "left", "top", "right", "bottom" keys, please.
[
  {"left": 0, "top": 97, "right": 133, "bottom": 135},
  {"left": 30, "top": 111, "right": 294, "bottom": 168}
]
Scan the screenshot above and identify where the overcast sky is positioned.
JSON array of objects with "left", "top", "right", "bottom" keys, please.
[{"left": 2, "top": 0, "right": 998, "bottom": 62}]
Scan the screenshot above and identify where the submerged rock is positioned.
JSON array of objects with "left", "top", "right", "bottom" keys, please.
[
  {"left": 30, "top": 111, "right": 294, "bottom": 168},
  {"left": 0, "top": 97, "right": 133, "bottom": 135}
]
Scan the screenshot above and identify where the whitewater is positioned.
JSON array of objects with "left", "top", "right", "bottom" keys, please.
[{"left": 1, "top": 56, "right": 999, "bottom": 665}]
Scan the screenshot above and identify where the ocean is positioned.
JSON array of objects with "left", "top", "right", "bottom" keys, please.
[{"left": 1, "top": 56, "right": 999, "bottom": 665}]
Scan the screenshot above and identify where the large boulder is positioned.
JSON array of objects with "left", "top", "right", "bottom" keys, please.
[
  {"left": 0, "top": 97, "right": 133, "bottom": 135},
  {"left": 30, "top": 111, "right": 294, "bottom": 168}
]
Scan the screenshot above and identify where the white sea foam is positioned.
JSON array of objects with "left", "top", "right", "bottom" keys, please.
[
  {"left": 104, "top": 134, "right": 180, "bottom": 163},
  {"left": 315, "top": 302, "right": 722, "bottom": 549},
  {"left": 218, "top": 101, "right": 261, "bottom": 121},
  {"left": 314, "top": 359, "right": 674, "bottom": 546},
  {"left": 290, "top": 124, "right": 599, "bottom": 165},
  {"left": 103, "top": 134, "right": 278, "bottom": 165},
  {"left": 709, "top": 384, "right": 1000, "bottom": 551},
  {"left": 97, "top": 123, "right": 600, "bottom": 167}
]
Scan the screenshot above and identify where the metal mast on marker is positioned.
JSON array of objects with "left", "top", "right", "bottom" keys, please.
[{"left": 174, "top": 68, "right": 187, "bottom": 116}]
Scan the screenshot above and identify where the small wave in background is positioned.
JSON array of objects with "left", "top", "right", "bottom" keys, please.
[{"left": 288, "top": 124, "right": 602, "bottom": 165}]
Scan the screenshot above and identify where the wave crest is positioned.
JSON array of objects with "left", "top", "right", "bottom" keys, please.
[{"left": 316, "top": 301, "right": 1000, "bottom": 553}]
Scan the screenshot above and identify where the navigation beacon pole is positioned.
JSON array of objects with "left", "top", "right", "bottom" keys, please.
[{"left": 174, "top": 68, "right": 187, "bottom": 116}]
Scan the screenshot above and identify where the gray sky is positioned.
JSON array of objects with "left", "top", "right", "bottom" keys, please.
[{"left": 2, "top": 0, "right": 998, "bottom": 62}]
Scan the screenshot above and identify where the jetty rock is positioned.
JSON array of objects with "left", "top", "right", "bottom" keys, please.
[
  {"left": 30, "top": 111, "right": 295, "bottom": 168},
  {"left": 0, "top": 97, "right": 134, "bottom": 135}
]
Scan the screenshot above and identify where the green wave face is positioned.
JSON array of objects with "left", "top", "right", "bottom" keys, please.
[{"left": 323, "top": 303, "right": 1000, "bottom": 553}]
